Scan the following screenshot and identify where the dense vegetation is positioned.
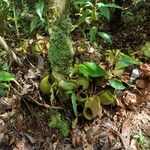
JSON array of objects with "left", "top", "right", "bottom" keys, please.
[{"left": 0, "top": 0, "right": 150, "bottom": 149}]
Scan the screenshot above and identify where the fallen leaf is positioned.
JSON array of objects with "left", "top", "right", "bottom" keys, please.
[
  {"left": 135, "top": 79, "right": 148, "bottom": 89},
  {"left": 140, "top": 64, "right": 150, "bottom": 77},
  {"left": 71, "top": 129, "right": 81, "bottom": 147},
  {"left": 123, "top": 91, "right": 137, "bottom": 109},
  {"left": 121, "top": 75, "right": 130, "bottom": 83},
  {"left": 121, "top": 118, "right": 133, "bottom": 150}
]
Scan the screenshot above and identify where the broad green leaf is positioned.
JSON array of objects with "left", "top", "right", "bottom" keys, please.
[
  {"left": 115, "top": 53, "right": 140, "bottom": 70},
  {"left": 98, "top": 32, "right": 112, "bottom": 44},
  {"left": 0, "top": 71, "right": 15, "bottom": 81},
  {"left": 78, "top": 65, "right": 89, "bottom": 77},
  {"left": 89, "top": 27, "right": 97, "bottom": 43},
  {"left": 35, "top": 1, "right": 44, "bottom": 21},
  {"left": 71, "top": 93, "right": 77, "bottom": 116},
  {"left": 83, "top": 62, "right": 107, "bottom": 77},
  {"left": 109, "top": 78, "right": 125, "bottom": 90},
  {"left": 30, "top": 16, "right": 39, "bottom": 32},
  {"left": 97, "top": 2, "right": 110, "bottom": 20},
  {"left": 71, "top": 64, "right": 89, "bottom": 77},
  {"left": 71, "top": 62, "right": 107, "bottom": 78}
]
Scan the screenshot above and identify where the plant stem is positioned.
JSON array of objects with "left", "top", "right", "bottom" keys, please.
[{"left": 12, "top": 3, "right": 20, "bottom": 38}]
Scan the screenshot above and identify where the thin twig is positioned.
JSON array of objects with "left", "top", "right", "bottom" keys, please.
[
  {"left": 11, "top": 86, "right": 62, "bottom": 110},
  {"left": 28, "top": 95, "right": 63, "bottom": 109}
]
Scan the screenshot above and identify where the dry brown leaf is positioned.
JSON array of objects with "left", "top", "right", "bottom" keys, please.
[
  {"left": 121, "top": 75, "right": 130, "bottom": 83},
  {"left": 16, "top": 114, "right": 24, "bottom": 130},
  {"left": 14, "top": 138, "right": 27, "bottom": 150},
  {"left": 133, "top": 111, "right": 150, "bottom": 136},
  {"left": 135, "top": 79, "right": 148, "bottom": 89},
  {"left": 71, "top": 130, "right": 81, "bottom": 147},
  {"left": 123, "top": 91, "right": 137, "bottom": 109},
  {"left": 121, "top": 118, "right": 133, "bottom": 149},
  {"left": 140, "top": 64, "right": 150, "bottom": 77}
]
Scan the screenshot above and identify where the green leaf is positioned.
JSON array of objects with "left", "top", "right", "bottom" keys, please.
[
  {"left": 71, "top": 93, "right": 77, "bottom": 116},
  {"left": 71, "top": 64, "right": 89, "bottom": 77},
  {"left": 97, "top": 2, "right": 110, "bottom": 20},
  {"left": 89, "top": 27, "right": 97, "bottom": 43},
  {"left": 0, "top": 71, "right": 15, "bottom": 81},
  {"left": 72, "top": 117, "right": 78, "bottom": 129},
  {"left": 83, "top": 62, "right": 107, "bottom": 77},
  {"left": 35, "top": 1, "right": 44, "bottom": 21},
  {"left": 98, "top": 32, "right": 112, "bottom": 44},
  {"left": 78, "top": 65, "right": 89, "bottom": 77},
  {"left": 78, "top": 9, "right": 91, "bottom": 25},
  {"left": 115, "top": 53, "right": 140, "bottom": 70},
  {"left": 109, "top": 78, "right": 126, "bottom": 90},
  {"left": 141, "top": 42, "right": 150, "bottom": 58},
  {"left": 71, "top": 62, "right": 107, "bottom": 78},
  {"left": 30, "top": 16, "right": 39, "bottom": 32}
]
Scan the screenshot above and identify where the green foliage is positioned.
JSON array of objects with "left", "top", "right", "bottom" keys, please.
[
  {"left": 115, "top": 53, "right": 140, "bottom": 70},
  {"left": 108, "top": 78, "right": 126, "bottom": 90},
  {"left": 0, "top": 0, "right": 9, "bottom": 34},
  {"left": 71, "top": 92, "right": 78, "bottom": 116},
  {"left": 71, "top": 62, "right": 107, "bottom": 78},
  {"left": 98, "top": 32, "right": 112, "bottom": 44},
  {"left": 58, "top": 80, "right": 77, "bottom": 91},
  {"left": 89, "top": 27, "right": 112, "bottom": 45},
  {"left": 141, "top": 42, "right": 150, "bottom": 58},
  {"left": 48, "top": 112, "right": 70, "bottom": 138},
  {"left": 0, "top": 71, "right": 15, "bottom": 81},
  {"left": 105, "top": 50, "right": 140, "bottom": 73},
  {"left": 72, "top": 0, "right": 121, "bottom": 22},
  {"left": 71, "top": 0, "right": 121, "bottom": 45},
  {"left": 48, "top": 17, "right": 74, "bottom": 75},
  {"left": 30, "top": 0, "right": 45, "bottom": 32},
  {"left": 98, "top": 90, "right": 115, "bottom": 105},
  {"left": 134, "top": 131, "right": 150, "bottom": 150},
  {"left": 0, "top": 0, "right": 47, "bottom": 37},
  {"left": 0, "top": 59, "right": 15, "bottom": 96}
]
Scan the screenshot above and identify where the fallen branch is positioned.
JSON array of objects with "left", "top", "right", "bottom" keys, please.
[
  {"left": 0, "top": 36, "right": 22, "bottom": 65},
  {"left": 11, "top": 85, "right": 62, "bottom": 110},
  {"left": 27, "top": 95, "right": 63, "bottom": 110}
]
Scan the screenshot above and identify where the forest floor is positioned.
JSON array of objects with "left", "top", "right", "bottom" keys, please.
[{"left": 0, "top": 20, "right": 150, "bottom": 150}]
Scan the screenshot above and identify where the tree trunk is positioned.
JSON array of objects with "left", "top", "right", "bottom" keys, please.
[
  {"left": 48, "top": 0, "right": 74, "bottom": 77},
  {"left": 110, "top": 0, "right": 124, "bottom": 31}
]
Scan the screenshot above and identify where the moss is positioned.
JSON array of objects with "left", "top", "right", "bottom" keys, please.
[
  {"left": 48, "top": 15, "right": 74, "bottom": 76},
  {"left": 48, "top": 112, "right": 70, "bottom": 137}
]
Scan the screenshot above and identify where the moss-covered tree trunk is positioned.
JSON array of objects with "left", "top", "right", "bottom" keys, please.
[{"left": 48, "top": 0, "right": 74, "bottom": 78}]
